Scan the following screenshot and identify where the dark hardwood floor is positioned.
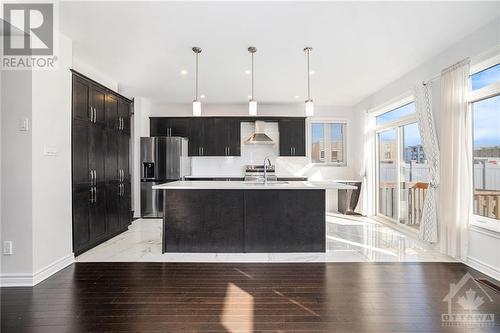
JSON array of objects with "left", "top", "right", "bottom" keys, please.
[{"left": 1, "top": 262, "right": 499, "bottom": 332}]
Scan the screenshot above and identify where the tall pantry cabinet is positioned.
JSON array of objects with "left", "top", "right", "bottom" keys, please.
[{"left": 71, "top": 70, "right": 132, "bottom": 256}]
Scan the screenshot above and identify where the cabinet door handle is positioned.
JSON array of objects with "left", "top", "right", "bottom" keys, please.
[
  {"left": 92, "top": 107, "right": 96, "bottom": 123},
  {"left": 94, "top": 187, "right": 97, "bottom": 203},
  {"left": 93, "top": 170, "right": 97, "bottom": 185},
  {"left": 290, "top": 147, "right": 292, "bottom": 155},
  {"left": 89, "top": 188, "right": 93, "bottom": 203},
  {"left": 89, "top": 169, "right": 93, "bottom": 184},
  {"left": 293, "top": 147, "right": 295, "bottom": 156},
  {"left": 202, "top": 147, "right": 204, "bottom": 156},
  {"left": 121, "top": 117, "right": 124, "bottom": 130}
]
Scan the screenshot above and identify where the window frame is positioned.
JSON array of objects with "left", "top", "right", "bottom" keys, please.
[
  {"left": 308, "top": 118, "right": 348, "bottom": 167},
  {"left": 468, "top": 56, "right": 500, "bottom": 230}
]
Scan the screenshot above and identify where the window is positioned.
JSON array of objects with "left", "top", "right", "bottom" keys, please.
[
  {"left": 311, "top": 122, "right": 346, "bottom": 165},
  {"left": 470, "top": 62, "right": 500, "bottom": 222},
  {"left": 376, "top": 102, "right": 415, "bottom": 125},
  {"left": 375, "top": 101, "right": 429, "bottom": 229},
  {"left": 471, "top": 63, "right": 500, "bottom": 91}
]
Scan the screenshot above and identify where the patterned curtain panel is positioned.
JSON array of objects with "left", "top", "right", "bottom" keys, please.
[{"left": 413, "top": 83, "right": 439, "bottom": 243}]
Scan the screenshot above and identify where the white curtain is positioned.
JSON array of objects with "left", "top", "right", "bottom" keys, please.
[
  {"left": 414, "top": 83, "right": 439, "bottom": 243},
  {"left": 439, "top": 59, "right": 472, "bottom": 260}
]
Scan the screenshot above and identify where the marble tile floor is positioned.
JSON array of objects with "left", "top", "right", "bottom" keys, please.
[{"left": 76, "top": 214, "right": 454, "bottom": 263}]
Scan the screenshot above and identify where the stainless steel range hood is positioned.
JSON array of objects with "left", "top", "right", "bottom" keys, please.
[{"left": 245, "top": 121, "right": 274, "bottom": 144}]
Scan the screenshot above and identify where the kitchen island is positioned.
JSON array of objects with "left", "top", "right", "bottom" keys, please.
[{"left": 153, "top": 181, "right": 356, "bottom": 253}]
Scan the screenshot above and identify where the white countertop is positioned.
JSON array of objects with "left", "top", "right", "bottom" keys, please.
[
  {"left": 153, "top": 180, "right": 357, "bottom": 190},
  {"left": 184, "top": 175, "right": 308, "bottom": 179}
]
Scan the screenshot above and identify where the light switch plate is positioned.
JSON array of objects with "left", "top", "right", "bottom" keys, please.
[
  {"left": 19, "top": 118, "right": 29, "bottom": 132},
  {"left": 3, "top": 241, "right": 13, "bottom": 255}
]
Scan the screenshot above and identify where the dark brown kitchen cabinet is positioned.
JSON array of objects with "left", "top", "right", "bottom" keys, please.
[
  {"left": 92, "top": 85, "right": 107, "bottom": 127},
  {"left": 118, "top": 98, "right": 131, "bottom": 135},
  {"left": 71, "top": 70, "right": 132, "bottom": 256},
  {"left": 72, "top": 188, "right": 91, "bottom": 249},
  {"left": 156, "top": 118, "right": 190, "bottom": 137},
  {"left": 118, "top": 134, "right": 130, "bottom": 181},
  {"left": 189, "top": 117, "right": 205, "bottom": 156},
  {"left": 90, "top": 185, "right": 107, "bottom": 239},
  {"left": 105, "top": 94, "right": 119, "bottom": 130},
  {"left": 72, "top": 120, "right": 89, "bottom": 187},
  {"left": 214, "top": 118, "right": 240, "bottom": 156},
  {"left": 119, "top": 181, "right": 131, "bottom": 229},
  {"left": 279, "top": 118, "right": 306, "bottom": 156}
]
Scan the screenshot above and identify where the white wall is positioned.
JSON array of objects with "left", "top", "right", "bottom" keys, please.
[
  {"left": 1, "top": 69, "right": 34, "bottom": 281},
  {"left": 354, "top": 18, "right": 500, "bottom": 279},
  {"left": 31, "top": 33, "right": 74, "bottom": 280}
]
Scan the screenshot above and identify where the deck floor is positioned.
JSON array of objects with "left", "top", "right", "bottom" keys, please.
[{"left": 1, "top": 262, "right": 499, "bottom": 332}]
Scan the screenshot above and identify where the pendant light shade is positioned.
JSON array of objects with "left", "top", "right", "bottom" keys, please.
[
  {"left": 249, "top": 99, "right": 257, "bottom": 116},
  {"left": 248, "top": 46, "right": 257, "bottom": 116},
  {"left": 192, "top": 47, "right": 202, "bottom": 116},
  {"left": 305, "top": 100, "right": 314, "bottom": 117},
  {"left": 304, "top": 47, "right": 314, "bottom": 117},
  {"left": 192, "top": 100, "right": 201, "bottom": 117}
]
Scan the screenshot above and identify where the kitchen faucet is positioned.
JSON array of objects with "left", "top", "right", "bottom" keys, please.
[{"left": 263, "top": 157, "right": 272, "bottom": 185}]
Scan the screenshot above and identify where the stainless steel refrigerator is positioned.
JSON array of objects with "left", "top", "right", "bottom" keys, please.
[{"left": 140, "top": 137, "right": 190, "bottom": 217}]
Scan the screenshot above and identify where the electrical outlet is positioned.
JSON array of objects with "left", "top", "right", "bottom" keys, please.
[{"left": 3, "top": 241, "right": 13, "bottom": 255}]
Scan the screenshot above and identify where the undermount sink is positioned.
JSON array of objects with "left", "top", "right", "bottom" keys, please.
[{"left": 244, "top": 181, "right": 289, "bottom": 185}]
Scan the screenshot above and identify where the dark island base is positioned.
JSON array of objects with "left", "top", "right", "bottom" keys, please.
[{"left": 162, "top": 189, "right": 326, "bottom": 253}]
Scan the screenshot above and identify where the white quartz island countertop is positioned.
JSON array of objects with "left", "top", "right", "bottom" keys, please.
[{"left": 152, "top": 180, "right": 357, "bottom": 190}]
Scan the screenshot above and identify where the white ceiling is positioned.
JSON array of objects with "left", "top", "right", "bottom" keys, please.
[{"left": 60, "top": 1, "right": 500, "bottom": 106}]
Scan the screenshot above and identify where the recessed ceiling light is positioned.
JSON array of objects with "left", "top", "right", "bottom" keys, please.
[
  {"left": 200, "top": 94, "right": 206, "bottom": 99},
  {"left": 245, "top": 69, "right": 252, "bottom": 75},
  {"left": 247, "top": 95, "right": 252, "bottom": 99},
  {"left": 309, "top": 70, "right": 315, "bottom": 75},
  {"left": 294, "top": 95, "right": 300, "bottom": 99},
  {"left": 180, "top": 69, "right": 188, "bottom": 75}
]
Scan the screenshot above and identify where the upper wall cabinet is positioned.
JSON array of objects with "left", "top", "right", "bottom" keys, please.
[
  {"left": 279, "top": 118, "right": 306, "bottom": 156},
  {"left": 149, "top": 116, "right": 305, "bottom": 157}
]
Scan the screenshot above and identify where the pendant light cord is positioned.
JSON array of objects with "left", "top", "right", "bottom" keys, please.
[
  {"left": 307, "top": 49, "right": 311, "bottom": 100},
  {"left": 195, "top": 52, "right": 199, "bottom": 101},
  {"left": 251, "top": 52, "right": 254, "bottom": 100}
]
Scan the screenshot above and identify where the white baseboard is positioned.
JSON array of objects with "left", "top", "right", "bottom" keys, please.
[
  {"left": 0, "top": 273, "right": 35, "bottom": 287},
  {"left": 466, "top": 256, "right": 500, "bottom": 282},
  {"left": 0, "top": 254, "right": 75, "bottom": 287}
]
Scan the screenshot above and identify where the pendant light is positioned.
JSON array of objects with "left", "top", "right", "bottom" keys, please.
[
  {"left": 304, "top": 47, "right": 314, "bottom": 117},
  {"left": 192, "top": 47, "right": 202, "bottom": 116},
  {"left": 248, "top": 46, "right": 257, "bottom": 116}
]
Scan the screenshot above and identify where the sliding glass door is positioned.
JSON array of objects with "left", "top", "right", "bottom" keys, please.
[
  {"left": 375, "top": 102, "right": 429, "bottom": 229},
  {"left": 400, "top": 123, "right": 429, "bottom": 228},
  {"left": 378, "top": 129, "right": 398, "bottom": 220}
]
